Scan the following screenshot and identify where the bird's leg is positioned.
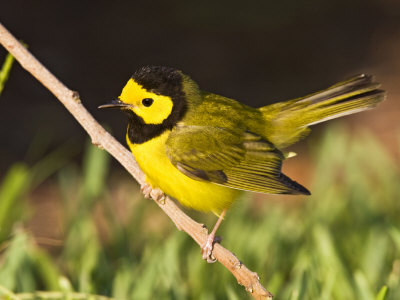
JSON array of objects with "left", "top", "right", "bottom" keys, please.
[{"left": 201, "top": 209, "right": 227, "bottom": 263}]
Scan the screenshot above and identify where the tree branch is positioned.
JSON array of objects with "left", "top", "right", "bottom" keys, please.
[{"left": 0, "top": 22, "right": 273, "bottom": 300}]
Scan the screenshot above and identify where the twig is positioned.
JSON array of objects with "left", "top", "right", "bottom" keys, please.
[{"left": 0, "top": 22, "right": 273, "bottom": 300}]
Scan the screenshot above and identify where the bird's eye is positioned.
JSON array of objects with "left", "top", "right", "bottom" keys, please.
[{"left": 142, "top": 98, "right": 154, "bottom": 107}]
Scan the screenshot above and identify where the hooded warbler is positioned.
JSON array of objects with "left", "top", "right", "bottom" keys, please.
[{"left": 100, "top": 66, "right": 385, "bottom": 261}]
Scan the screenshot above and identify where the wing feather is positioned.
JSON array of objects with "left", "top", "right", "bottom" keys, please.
[{"left": 166, "top": 125, "right": 309, "bottom": 195}]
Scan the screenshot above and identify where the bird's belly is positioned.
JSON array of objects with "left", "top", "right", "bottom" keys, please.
[{"left": 127, "top": 131, "right": 239, "bottom": 213}]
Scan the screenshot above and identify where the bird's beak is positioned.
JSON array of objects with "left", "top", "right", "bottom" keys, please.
[{"left": 98, "top": 99, "right": 131, "bottom": 109}]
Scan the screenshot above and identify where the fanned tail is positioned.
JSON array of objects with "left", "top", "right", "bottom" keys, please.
[{"left": 260, "top": 74, "right": 386, "bottom": 149}]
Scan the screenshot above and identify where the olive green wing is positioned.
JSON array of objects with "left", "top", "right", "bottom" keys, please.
[
  {"left": 165, "top": 125, "right": 245, "bottom": 183},
  {"left": 165, "top": 125, "right": 310, "bottom": 195}
]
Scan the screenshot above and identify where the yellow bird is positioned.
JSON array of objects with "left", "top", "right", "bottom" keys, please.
[{"left": 100, "top": 66, "right": 385, "bottom": 261}]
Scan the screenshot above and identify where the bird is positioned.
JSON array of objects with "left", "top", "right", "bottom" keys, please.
[{"left": 99, "top": 66, "right": 385, "bottom": 262}]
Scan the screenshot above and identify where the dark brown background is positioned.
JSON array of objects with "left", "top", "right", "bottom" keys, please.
[{"left": 1, "top": 0, "right": 399, "bottom": 173}]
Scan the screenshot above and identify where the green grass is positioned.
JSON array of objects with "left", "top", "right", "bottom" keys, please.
[
  {"left": 0, "top": 51, "right": 15, "bottom": 95},
  {"left": 0, "top": 125, "right": 398, "bottom": 300}
]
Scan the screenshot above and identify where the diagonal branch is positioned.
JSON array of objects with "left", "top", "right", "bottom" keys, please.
[{"left": 0, "top": 22, "right": 273, "bottom": 300}]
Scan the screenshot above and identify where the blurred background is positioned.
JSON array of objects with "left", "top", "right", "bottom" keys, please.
[{"left": 0, "top": 0, "right": 400, "bottom": 299}]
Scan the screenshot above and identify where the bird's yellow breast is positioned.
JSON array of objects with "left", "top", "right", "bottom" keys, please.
[{"left": 126, "top": 130, "right": 240, "bottom": 213}]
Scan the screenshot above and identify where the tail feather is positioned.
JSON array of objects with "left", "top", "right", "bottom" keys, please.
[
  {"left": 296, "top": 74, "right": 378, "bottom": 104},
  {"left": 260, "top": 74, "right": 386, "bottom": 149}
]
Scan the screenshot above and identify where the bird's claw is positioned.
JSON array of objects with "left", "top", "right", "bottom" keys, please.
[
  {"left": 141, "top": 183, "right": 153, "bottom": 199},
  {"left": 201, "top": 235, "right": 222, "bottom": 263},
  {"left": 140, "top": 183, "right": 166, "bottom": 203}
]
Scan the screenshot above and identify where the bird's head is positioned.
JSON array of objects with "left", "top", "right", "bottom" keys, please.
[{"left": 99, "top": 66, "right": 200, "bottom": 125}]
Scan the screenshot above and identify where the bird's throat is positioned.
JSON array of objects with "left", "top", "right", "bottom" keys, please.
[{"left": 127, "top": 112, "right": 172, "bottom": 144}]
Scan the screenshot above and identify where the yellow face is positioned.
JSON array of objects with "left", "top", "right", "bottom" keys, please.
[{"left": 119, "top": 79, "right": 174, "bottom": 124}]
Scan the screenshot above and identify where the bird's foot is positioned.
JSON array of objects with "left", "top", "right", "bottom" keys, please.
[
  {"left": 140, "top": 183, "right": 166, "bottom": 203},
  {"left": 201, "top": 234, "right": 222, "bottom": 263},
  {"left": 201, "top": 209, "right": 227, "bottom": 263},
  {"left": 141, "top": 183, "right": 153, "bottom": 198}
]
